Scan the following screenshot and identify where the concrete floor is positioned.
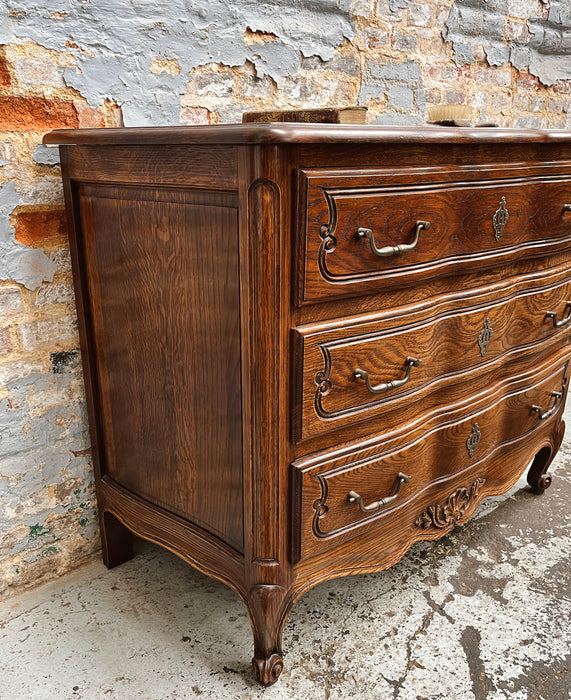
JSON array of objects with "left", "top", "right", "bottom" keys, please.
[{"left": 2, "top": 417, "right": 570, "bottom": 700}]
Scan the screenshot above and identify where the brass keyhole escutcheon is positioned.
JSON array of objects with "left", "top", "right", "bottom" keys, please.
[
  {"left": 466, "top": 423, "right": 481, "bottom": 458},
  {"left": 493, "top": 196, "right": 509, "bottom": 241},
  {"left": 478, "top": 318, "right": 493, "bottom": 357}
]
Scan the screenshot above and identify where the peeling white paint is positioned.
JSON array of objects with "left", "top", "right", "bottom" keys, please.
[
  {"left": 0, "top": 0, "right": 356, "bottom": 125},
  {"left": 0, "top": 181, "right": 56, "bottom": 291},
  {"left": 444, "top": 0, "right": 571, "bottom": 84}
]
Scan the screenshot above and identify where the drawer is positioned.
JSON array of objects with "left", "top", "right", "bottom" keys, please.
[
  {"left": 297, "top": 166, "right": 571, "bottom": 304},
  {"left": 294, "top": 273, "right": 571, "bottom": 442},
  {"left": 291, "top": 359, "right": 569, "bottom": 562}
]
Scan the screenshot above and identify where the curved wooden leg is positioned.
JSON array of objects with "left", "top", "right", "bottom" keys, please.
[
  {"left": 527, "top": 419, "right": 566, "bottom": 494},
  {"left": 100, "top": 509, "right": 134, "bottom": 569},
  {"left": 245, "top": 584, "right": 292, "bottom": 686}
]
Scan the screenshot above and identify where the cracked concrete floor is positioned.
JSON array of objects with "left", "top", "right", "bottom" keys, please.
[{"left": 2, "top": 418, "right": 570, "bottom": 699}]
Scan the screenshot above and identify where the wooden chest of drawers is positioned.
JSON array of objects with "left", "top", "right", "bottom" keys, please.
[{"left": 45, "top": 124, "right": 571, "bottom": 685}]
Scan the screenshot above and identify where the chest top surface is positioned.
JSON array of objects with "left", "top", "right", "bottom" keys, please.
[{"left": 43, "top": 123, "right": 571, "bottom": 147}]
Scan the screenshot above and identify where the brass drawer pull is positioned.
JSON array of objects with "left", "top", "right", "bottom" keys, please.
[
  {"left": 563, "top": 204, "right": 571, "bottom": 212},
  {"left": 354, "top": 357, "right": 421, "bottom": 395},
  {"left": 545, "top": 302, "right": 571, "bottom": 328},
  {"left": 531, "top": 391, "right": 563, "bottom": 421},
  {"left": 349, "top": 472, "right": 412, "bottom": 513},
  {"left": 357, "top": 220, "right": 430, "bottom": 257}
]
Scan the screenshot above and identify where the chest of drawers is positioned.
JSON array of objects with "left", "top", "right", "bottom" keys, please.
[{"left": 45, "top": 124, "right": 571, "bottom": 685}]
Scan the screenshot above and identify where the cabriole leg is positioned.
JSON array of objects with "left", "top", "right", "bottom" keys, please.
[
  {"left": 245, "top": 584, "right": 292, "bottom": 685},
  {"left": 527, "top": 419, "right": 566, "bottom": 494}
]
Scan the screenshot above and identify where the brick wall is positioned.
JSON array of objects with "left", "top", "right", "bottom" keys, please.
[
  {"left": 0, "top": 38, "right": 126, "bottom": 596},
  {"left": 1, "top": 0, "right": 570, "bottom": 598}
]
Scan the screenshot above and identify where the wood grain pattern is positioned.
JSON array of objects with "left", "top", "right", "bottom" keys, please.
[
  {"left": 299, "top": 166, "right": 571, "bottom": 303},
  {"left": 292, "top": 358, "right": 568, "bottom": 560},
  {"left": 59, "top": 144, "right": 238, "bottom": 190},
  {"left": 291, "top": 409, "right": 567, "bottom": 584},
  {"left": 50, "top": 125, "right": 571, "bottom": 685},
  {"left": 97, "top": 476, "right": 246, "bottom": 594},
  {"left": 246, "top": 176, "right": 282, "bottom": 565},
  {"left": 43, "top": 123, "right": 571, "bottom": 146},
  {"left": 79, "top": 184, "right": 244, "bottom": 551},
  {"left": 294, "top": 268, "right": 571, "bottom": 441}
]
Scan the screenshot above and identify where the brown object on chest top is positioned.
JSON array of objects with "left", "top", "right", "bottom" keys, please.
[{"left": 44, "top": 123, "right": 571, "bottom": 686}]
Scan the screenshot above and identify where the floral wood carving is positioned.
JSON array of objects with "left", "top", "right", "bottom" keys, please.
[{"left": 415, "top": 478, "right": 486, "bottom": 529}]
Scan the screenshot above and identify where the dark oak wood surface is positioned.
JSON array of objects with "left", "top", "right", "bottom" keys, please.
[
  {"left": 47, "top": 125, "right": 571, "bottom": 686},
  {"left": 294, "top": 265, "right": 571, "bottom": 441},
  {"left": 45, "top": 123, "right": 571, "bottom": 145},
  {"left": 60, "top": 145, "right": 239, "bottom": 190},
  {"left": 299, "top": 165, "right": 571, "bottom": 303},
  {"left": 79, "top": 183, "right": 243, "bottom": 550},
  {"left": 292, "top": 355, "right": 568, "bottom": 560}
]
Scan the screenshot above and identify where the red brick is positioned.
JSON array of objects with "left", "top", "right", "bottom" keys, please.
[
  {"left": 74, "top": 101, "right": 105, "bottom": 128},
  {"left": 473, "top": 66, "right": 513, "bottom": 88},
  {"left": 426, "top": 65, "right": 471, "bottom": 82},
  {"left": 0, "top": 96, "right": 78, "bottom": 131},
  {"left": 14, "top": 208, "right": 67, "bottom": 246},
  {"left": 0, "top": 53, "right": 11, "bottom": 87},
  {"left": 553, "top": 80, "right": 571, "bottom": 95},
  {"left": 516, "top": 71, "right": 540, "bottom": 91},
  {"left": 181, "top": 106, "right": 212, "bottom": 125}
]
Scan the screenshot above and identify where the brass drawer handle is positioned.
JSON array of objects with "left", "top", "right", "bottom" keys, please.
[
  {"left": 354, "top": 357, "right": 421, "bottom": 395},
  {"left": 349, "top": 472, "right": 412, "bottom": 513},
  {"left": 531, "top": 391, "right": 563, "bottom": 421},
  {"left": 357, "top": 220, "right": 430, "bottom": 257},
  {"left": 545, "top": 302, "right": 571, "bottom": 328},
  {"left": 563, "top": 204, "right": 571, "bottom": 212}
]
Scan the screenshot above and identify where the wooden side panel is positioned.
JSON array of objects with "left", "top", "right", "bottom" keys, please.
[
  {"left": 78, "top": 183, "right": 244, "bottom": 551},
  {"left": 61, "top": 144, "right": 238, "bottom": 190}
]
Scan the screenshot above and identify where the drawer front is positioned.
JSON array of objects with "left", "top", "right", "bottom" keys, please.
[
  {"left": 291, "top": 360, "right": 569, "bottom": 562},
  {"left": 294, "top": 274, "right": 571, "bottom": 441},
  {"left": 297, "top": 167, "right": 571, "bottom": 304}
]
